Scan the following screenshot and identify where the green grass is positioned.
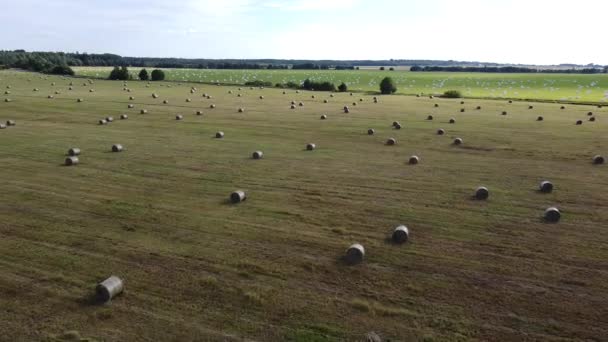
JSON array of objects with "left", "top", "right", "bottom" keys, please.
[
  {"left": 73, "top": 66, "right": 608, "bottom": 103},
  {"left": 1, "top": 70, "right": 607, "bottom": 341}
]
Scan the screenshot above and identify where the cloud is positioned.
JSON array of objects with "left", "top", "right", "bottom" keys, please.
[{"left": 263, "top": 0, "right": 360, "bottom": 11}]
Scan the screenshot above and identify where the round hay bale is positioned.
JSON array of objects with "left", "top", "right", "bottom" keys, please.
[
  {"left": 359, "top": 98, "right": 364, "bottom": 102},
  {"left": 128, "top": 104, "right": 134, "bottom": 108},
  {"left": 544, "top": 207, "right": 561, "bottom": 223},
  {"left": 392, "top": 225, "right": 409, "bottom": 244},
  {"left": 196, "top": 110, "right": 203, "bottom": 115},
  {"left": 460, "top": 108, "right": 465, "bottom": 113},
  {"left": 238, "top": 108, "right": 244, "bottom": 113},
  {"left": 237, "top": 93, "right": 242, "bottom": 97},
  {"left": 51, "top": 82, "right": 55, "bottom": 86},
  {"left": 453, "top": 137, "right": 463, "bottom": 145},
  {"left": 508, "top": 100, "right": 513, "bottom": 104},
  {"left": 449, "top": 118, "right": 455, "bottom": 124},
  {"left": 33, "top": 88, "right": 39, "bottom": 91},
  {"left": 460, "top": 101, "right": 465, "bottom": 105},
  {"left": 593, "top": 155, "right": 604, "bottom": 164},
  {"left": 152, "top": 93, "right": 159, "bottom": 98},
  {"left": 367, "top": 128, "right": 375, "bottom": 135},
  {"left": 106, "top": 117, "right": 114, "bottom": 122},
  {"left": 324, "top": 99, "right": 328, "bottom": 103},
  {"left": 65, "top": 156, "right": 79, "bottom": 166},
  {"left": 539, "top": 180, "right": 553, "bottom": 193},
  {"left": 260, "top": 96, "right": 264, "bottom": 99},
  {"left": 312, "top": 95, "right": 315, "bottom": 99},
  {"left": 350, "top": 92, "right": 353, "bottom": 96},
  {"left": 290, "top": 105, "right": 296, "bottom": 109},
  {"left": 48, "top": 95, "right": 54, "bottom": 99},
  {"left": 394, "top": 123, "right": 402, "bottom": 130},
  {"left": 306, "top": 143, "right": 316, "bottom": 151},
  {"left": 345, "top": 244, "right": 364, "bottom": 264},
  {"left": 140, "top": 109, "right": 147, "bottom": 114},
  {"left": 299, "top": 102, "right": 304, "bottom": 107},
  {"left": 598, "top": 105, "right": 602, "bottom": 108},
  {"left": 589, "top": 117, "right": 596, "bottom": 122},
  {"left": 560, "top": 106, "right": 565, "bottom": 110},
  {"left": 89, "top": 89, "right": 94, "bottom": 93},
  {"left": 163, "top": 100, "right": 168, "bottom": 104},
  {"left": 68, "top": 148, "right": 81, "bottom": 156},
  {"left": 282, "top": 91, "right": 286, "bottom": 94},
  {"left": 528, "top": 105, "right": 534, "bottom": 109},
  {"left": 392, "top": 121, "right": 400, "bottom": 127},
  {"left": 176, "top": 115, "right": 183, "bottom": 120},
  {"left": 320, "top": 114, "right": 327, "bottom": 120},
  {"left": 210, "top": 104, "right": 216, "bottom": 109},
  {"left": 587, "top": 112, "right": 593, "bottom": 116},
  {"left": 330, "top": 94, "right": 334, "bottom": 97},
  {"left": 434, "top": 103, "right": 439, "bottom": 107},
  {"left": 230, "top": 190, "right": 246, "bottom": 203},
  {"left": 6, "top": 120, "right": 15, "bottom": 126},
  {"left": 77, "top": 98, "right": 83, "bottom": 102},
  {"left": 4, "top": 91, "right": 10, "bottom": 95},
  {"left": 475, "top": 186, "right": 489, "bottom": 200},
  {"left": 203, "top": 93, "right": 208, "bottom": 97},
  {"left": 216, "top": 131, "right": 224, "bottom": 139},
  {"left": 228, "top": 90, "right": 233, "bottom": 94},
  {"left": 437, "top": 129, "right": 445, "bottom": 135},
  {"left": 537, "top": 116, "right": 544, "bottom": 121},
  {"left": 99, "top": 119, "right": 107, "bottom": 125},
  {"left": 112, "top": 144, "right": 123, "bottom": 152},
  {"left": 54, "top": 91, "right": 60, "bottom": 95},
  {"left": 69, "top": 86, "right": 73, "bottom": 90},
  {"left": 4, "top": 98, "right": 10, "bottom": 102},
  {"left": 296, "top": 90, "right": 300, "bottom": 94},
  {"left": 96, "top": 276, "right": 123, "bottom": 303},
  {"left": 476, "top": 106, "right": 481, "bottom": 110},
  {"left": 252, "top": 151, "right": 263, "bottom": 159},
  {"left": 352, "top": 102, "right": 357, "bottom": 106},
  {"left": 427, "top": 115, "right": 434, "bottom": 120},
  {"left": 373, "top": 98, "right": 378, "bottom": 103},
  {"left": 576, "top": 120, "right": 583, "bottom": 125},
  {"left": 386, "top": 138, "right": 396, "bottom": 146},
  {"left": 0, "top": 123, "right": 6, "bottom": 129},
  {"left": 344, "top": 106, "right": 350, "bottom": 113},
  {"left": 128, "top": 96, "right": 135, "bottom": 100},
  {"left": 291, "top": 100, "right": 296, "bottom": 105},
  {"left": 429, "top": 95, "right": 434, "bottom": 99},
  {"left": 502, "top": 111, "right": 507, "bottom": 115},
  {"left": 186, "top": 98, "right": 191, "bottom": 102},
  {"left": 120, "top": 114, "right": 128, "bottom": 120},
  {"left": 409, "top": 155, "right": 419, "bottom": 165}
]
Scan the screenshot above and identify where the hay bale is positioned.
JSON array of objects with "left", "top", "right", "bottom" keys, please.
[
  {"left": 367, "top": 128, "right": 375, "bottom": 135},
  {"left": 587, "top": 112, "right": 593, "bottom": 116},
  {"left": 502, "top": 111, "right": 507, "bottom": 115},
  {"left": 460, "top": 101, "right": 465, "bottom": 105},
  {"left": 330, "top": 94, "right": 334, "bottom": 97},
  {"left": 99, "top": 119, "right": 107, "bottom": 125},
  {"left": 68, "top": 148, "right": 81, "bottom": 156},
  {"left": 4, "top": 98, "right": 10, "bottom": 102},
  {"left": 350, "top": 92, "right": 353, "bottom": 96},
  {"left": 252, "top": 151, "right": 263, "bottom": 159},
  {"left": 89, "top": 89, "right": 94, "bottom": 92},
  {"left": 576, "top": 120, "right": 583, "bottom": 125},
  {"left": 176, "top": 115, "right": 183, "bottom": 120},
  {"left": 4, "top": 91, "right": 9, "bottom": 95},
  {"left": 561, "top": 106, "right": 565, "bottom": 110},
  {"left": 359, "top": 98, "right": 364, "bottom": 102},
  {"left": 528, "top": 105, "right": 533, "bottom": 109},
  {"left": 120, "top": 114, "right": 128, "bottom": 120},
  {"left": 392, "top": 121, "right": 400, "bottom": 127},
  {"left": 260, "top": 96, "right": 264, "bottom": 99},
  {"left": 453, "top": 137, "right": 463, "bottom": 145},
  {"left": 112, "top": 144, "right": 123, "bottom": 152},
  {"left": 437, "top": 129, "right": 445, "bottom": 135},
  {"left": 237, "top": 93, "right": 242, "bottom": 97},
  {"left": 409, "top": 155, "right": 419, "bottom": 165},
  {"left": 429, "top": 95, "right": 434, "bottom": 99},
  {"left": 33, "top": 88, "right": 39, "bottom": 91},
  {"left": 598, "top": 105, "right": 602, "bottom": 109},
  {"left": 460, "top": 108, "right": 465, "bottom": 113},
  {"left": 296, "top": 90, "right": 300, "bottom": 94},
  {"left": 291, "top": 105, "right": 296, "bottom": 109},
  {"left": 291, "top": 100, "right": 296, "bottom": 105},
  {"left": 392, "top": 225, "right": 410, "bottom": 244},
  {"left": 228, "top": 90, "right": 233, "bottom": 94},
  {"left": 386, "top": 138, "right": 396, "bottom": 146},
  {"left": 589, "top": 117, "right": 596, "bottom": 122},
  {"left": 508, "top": 100, "right": 513, "bottom": 104},
  {"left": 0, "top": 123, "right": 6, "bottom": 129},
  {"left": 282, "top": 91, "right": 286, "bottom": 95},
  {"left": 163, "top": 100, "right": 168, "bottom": 104},
  {"left": 544, "top": 207, "right": 561, "bottom": 223},
  {"left": 48, "top": 95, "right": 54, "bottom": 99},
  {"left": 344, "top": 106, "right": 350, "bottom": 113},
  {"left": 238, "top": 108, "right": 244, "bottom": 113},
  {"left": 434, "top": 103, "right": 439, "bottom": 107},
  {"left": 69, "top": 86, "right": 73, "bottom": 90},
  {"left": 427, "top": 115, "right": 433, "bottom": 120},
  {"left": 152, "top": 93, "right": 159, "bottom": 98},
  {"left": 306, "top": 143, "right": 316, "bottom": 151},
  {"left": 106, "top": 117, "right": 114, "bottom": 122},
  {"left": 475, "top": 186, "right": 489, "bottom": 200},
  {"left": 65, "top": 156, "right": 79, "bottom": 166},
  {"left": 537, "top": 116, "right": 544, "bottom": 121},
  {"left": 394, "top": 123, "right": 402, "bottom": 130},
  {"left": 299, "top": 102, "right": 304, "bottom": 107},
  {"left": 77, "top": 98, "right": 83, "bottom": 102},
  {"left": 476, "top": 106, "right": 481, "bottom": 110},
  {"left": 230, "top": 190, "right": 246, "bottom": 203},
  {"left": 210, "top": 104, "right": 216, "bottom": 109},
  {"left": 539, "top": 180, "right": 553, "bottom": 193},
  {"left": 373, "top": 98, "right": 378, "bottom": 103},
  {"left": 96, "top": 276, "right": 124, "bottom": 303},
  {"left": 345, "top": 244, "right": 365, "bottom": 264},
  {"left": 352, "top": 102, "right": 357, "bottom": 106},
  {"left": 186, "top": 98, "right": 191, "bottom": 102},
  {"left": 196, "top": 110, "right": 203, "bottom": 115},
  {"left": 128, "top": 104, "right": 134, "bottom": 109},
  {"left": 324, "top": 99, "right": 328, "bottom": 103},
  {"left": 312, "top": 95, "right": 315, "bottom": 99},
  {"left": 449, "top": 118, "right": 455, "bottom": 124},
  {"left": 216, "top": 131, "right": 225, "bottom": 138},
  {"left": 593, "top": 155, "right": 604, "bottom": 164},
  {"left": 320, "top": 114, "right": 327, "bottom": 120},
  {"left": 129, "top": 96, "right": 135, "bottom": 100},
  {"left": 6, "top": 120, "right": 15, "bottom": 126}
]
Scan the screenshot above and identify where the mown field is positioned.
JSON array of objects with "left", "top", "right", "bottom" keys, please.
[
  {"left": 74, "top": 66, "right": 608, "bottom": 103},
  {"left": 1, "top": 69, "right": 607, "bottom": 341}
]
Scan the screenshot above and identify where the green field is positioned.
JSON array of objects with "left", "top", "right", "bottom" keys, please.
[
  {"left": 74, "top": 66, "right": 608, "bottom": 103},
  {"left": 1, "top": 69, "right": 607, "bottom": 341}
]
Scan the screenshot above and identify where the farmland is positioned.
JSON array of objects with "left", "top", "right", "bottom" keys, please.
[
  {"left": 74, "top": 66, "right": 608, "bottom": 103},
  {"left": 1, "top": 69, "right": 607, "bottom": 341}
]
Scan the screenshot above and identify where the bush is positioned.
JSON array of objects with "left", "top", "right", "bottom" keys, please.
[
  {"left": 244, "top": 80, "right": 273, "bottom": 87},
  {"left": 138, "top": 68, "right": 149, "bottom": 81},
  {"left": 49, "top": 65, "right": 74, "bottom": 76},
  {"left": 302, "top": 79, "right": 336, "bottom": 92},
  {"left": 443, "top": 90, "right": 462, "bottom": 98},
  {"left": 379, "top": 77, "right": 397, "bottom": 94},
  {"left": 389, "top": 67, "right": 395, "bottom": 71},
  {"left": 338, "top": 82, "right": 348, "bottom": 92},
  {"left": 151, "top": 69, "right": 165, "bottom": 81},
  {"left": 379, "top": 67, "right": 385, "bottom": 71},
  {"left": 109, "top": 66, "right": 130, "bottom": 80}
]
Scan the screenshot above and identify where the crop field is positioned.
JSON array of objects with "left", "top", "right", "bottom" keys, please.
[
  {"left": 1, "top": 69, "right": 607, "bottom": 341},
  {"left": 74, "top": 66, "right": 608, "bottom": 103}
]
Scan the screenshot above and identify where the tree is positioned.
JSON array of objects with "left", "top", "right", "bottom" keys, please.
[
  {"left": 139, "top": 68, "right": 149, "bottom": 81},
  {"left": 379, "top": 77, "right": 397, "bottom": 94},
  {"left": 338, "top": 82, "right": 348, "bottom": 92},
  {"left": 108, "top": 66, "right": 129, "bottom": 80},
  {"left": 443, "top": 90, "right": 462, "bottom": 98},
  {"left": 389, "top": 67, "right": 395, "bottom": 71},
  {"left": 151, "top": 69, "right": 165, "bottom": 81},
  {"left": 379, "top": 66, "right": 385, "bottom": 71},
  {"left": 49, "top": 65, "right": 74, "bottom": 76},
  {"left": 108, "top": 66, "right": 120, "bottom": 80}
]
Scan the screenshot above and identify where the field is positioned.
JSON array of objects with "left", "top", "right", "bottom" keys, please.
[
  {"left": 1, "top": 69, "right": 608, "bottom": 341},
  {"left": 74, "top": 66, "right": 608, "bottom": 103}
]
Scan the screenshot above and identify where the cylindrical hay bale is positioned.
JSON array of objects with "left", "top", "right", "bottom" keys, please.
[
  {"left": 392, "top": 225, "right": 409, "bottom": 244},
  {"left": 228, "top": 90, "right": 233, "bottom": 94},
  {"left": 528, "top": 105, "right": 534, "bottom": 109},
  {"left": 129, "top": 96, "right": 135, "bottom": 100},
  {"left": 320, "top": 114, "right": 327, "bottom": 120},
  {"left": 206, "top": 95, "right": 212, "bottom": 99},
  {"left": 140, "top": 109, "right": 147, "bottom": 114},
  {"left": 352, "top": 102, "right": 357, "bottom": 106},
  {"left": 65, "top": 156, "right": 79, "bottom": 166},
  {"left": 345, "top": 244, "right": 365, "bottom": 264},
  {"left": 475, "top": 186, "right": 489, "bottom": 200},
  {"left": 460, "top": 101, "right": 465, "bottom": 105},
  {"left": 324, "top": 99, "right": 328, "bottom": 103},
  {"left": 544, "top": 207, "right": 561, "bottom": 223},
  {"left": 460, "top": 108, "right": 465, "bottom": 113},
  {"left": 176, "top": 115, "right": 183, "bottom": 120},
  {"left": 112, "top": 144, "right": 123, "bottom": 152},
  {"left": 186, "top": 98, "right": 191, "bottom": 102},
  {"left": 128, "top": 104, "right": 134, "bottom": 108},
  {"left": 350, "top": 92, "right": 353, "bottom": 96},
  {"left": 359, "top": 98, "right": 364, "bottom": 102},
  {"left": 561, "top": 106, "right": 565, "bottom": 110},
  {"left": 68, "top": 148, "right": 81, "bottom": 156},
  {"left": 106, "top": 117, "right": 114, "bottom": 122},
  {"left": 449, "top": 118, "right": 455, "bottom": 124},
  {"left": 437, "top": 128, "right": 445, "bottom": 135},
  {"left": 96, "top": 276, "right": 124, "bottom": 303},
  {"left": 330, "top": 94, "right": 334, "bottom": 97},
  {"left": 299, "top": 102, "right": 304, "bottom": 107},
  {"left": 89, "top": 89, "right": 94, "bottom": 92},
  {"left": 434, "top": 103, "right": 439, "bottom": 107},
  {"left": 593, "top": 155, "right": 605, "bottom": 164},
  {"left": 589, "top": 117, "right": 596, "bottom": 122},
  {"left": 344, "top": 106, "right": 350, "bottom": 113},
  {"left": 386, "top": 138, "right": 396, "bottom": 146},
  {"left": 576, "top": 120, "right": 582, "bottom": 125},
  {"left": 252, "top": 151, "right": 263, "bottom": 159},
  {"left": 476, "top": 106, "right": 481, "bottom": 110},
  {"left": 367, "top": 128, "right": 375, "bottom": 135},
  {"left": 120, "top": 114, "right": 128, "bottom": 120},
  {"left": 259, "top": 96, "right": 264, "bottom": 99},
  {"left": 99, "top": 119, "right": 107, "bottom": 125},
  {"left": 238, "top": 108, "right": 244, "bottom": 113},
  {"left": 429, "top": 95, "right": 434, "bottom": 99},
  {"left": 290, "top": 104, "right": 296, "bottom": 109},
  {"left": 587, "top": 112, "right": 593, "bottom": 116},
  {"left": 392, "top": 121, "right": 400, "bottom": 127},
  {"left": 502, "top": 111, "right": 507, "bottom": 115},
  {"left": 394, "top": 123, "right": 402, "bottom": 130},
  {"left": 539, "top": 180, "right": 554, "bottom": 193},
  {"left": 77, "top": 98, "right": 83, "bottom": 102},
  {"left": 4, "top": 91, "right": 9, "bottom": 95},
  {"left": 409, "top": 156, "right": 419, "bottom": 165},
  {"left": 427, "top": 115, "right": 433, "bottom": 120},
  {"left": 48, "top": 95, "right": 54, "bottom": 99},
  {"left": 4, "top": 98, "right": 10, "bottom": 102},
  {"left": 537, "top": 116, "right": 544, "bottom": 121},
  {"left": 152, "top": 93, "right": 159, "bottom": 98},
  {"left": 306, "top": 143, "right": 316, "bottom": 151},
  {"left": 291, "top": 101, "right": 296, "bottom": 105},
  {"left": 453, "top": 137, "right": 463, "bottom": 145},
  {"left": 0, "top": 124, "right": 6, "bottom": 129},
  {"left": 196, "top": 110, "right": 203, "bottom": 115},
  {"left": 210, "top": 104, "right": 216, "bottom": 109},
  {"left": 508, "top": 100, "right": 512, "bottom": 104},
  {"left": 216, "top": 131, "right": 224, "bottom": 139},
  {"left": 163, "top": 100, "right": 168, "bottom": 104},
  {"left": 373, "top": 98, "right": 378, "bottom": 103},
  {"left": 230, "top": 190, "right": 246, "bottom": 203},
  {"left": 6, "top": 120, "right": 16, "bottom": 126}
]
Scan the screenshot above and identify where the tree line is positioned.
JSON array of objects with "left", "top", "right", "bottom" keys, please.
[{"left": 410, "top": 65, "right": 607, "bottom": 74}]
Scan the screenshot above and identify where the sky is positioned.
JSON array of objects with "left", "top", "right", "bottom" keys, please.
[{"left": 1, "top": 0, "right": 607, "bottom": 65}]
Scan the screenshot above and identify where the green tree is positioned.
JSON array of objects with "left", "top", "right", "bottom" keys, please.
[
  {"left": 108, "top": 66, "right": 120, "bottom": 80},
  {"left": 139, "top": 68, "right": 149, "bottom": 81},
  {"left": 443, "top": 90, "right": 462, "bottom": 98},
  {"left": 379, "top": 66, "right": 385, "bottom": 71},
  {"left": 151, "top": 69, "right": 165, "bottom": 81},
  {"left": 338, "top": 82, "right": 348, "bottom": 92},
  {"left": 379, "top": 77, "right": 397, "bottom": 94}
]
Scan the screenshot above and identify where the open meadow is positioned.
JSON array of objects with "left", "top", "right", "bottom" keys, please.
[
  {"left": 1, "top": 69, "right": 607, "bottom": 341},
  {"left": 74, "top": 67, "right": 608, "bottom": 104}
]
